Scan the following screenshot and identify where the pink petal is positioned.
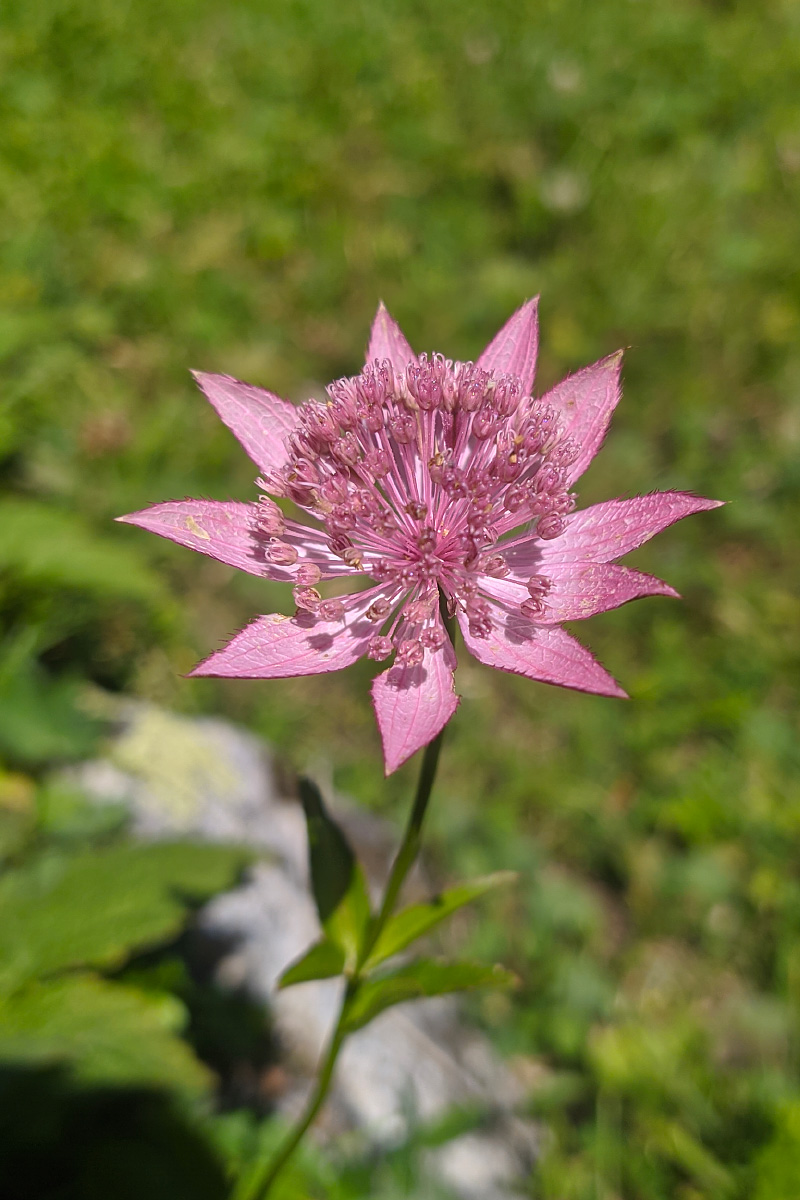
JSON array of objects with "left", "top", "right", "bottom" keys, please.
[
  {"left": 481, "top": 565, "right": 677, "bottom": 624},
  {"left": 526, "top": 492, "right": 725, "bottom": 567},
  {"left": 192, "top": 372, "right": 300, "bottom": 477},
  {"left": 459, "top": 609, "right": 627, "bottom": 698},
  {"left": 371, "top": 620, "right": 459, "bottom": 775},
  {"left": 476, "top": 298, "right": 539, "bottom": 393},
  {"left": 190, "top": 589, "right": 379, "bottom": 679},
  {"left": 542, "top": 351, "right": 623, "bottom": 484},
  {"left": 116, "top": 500, "right": 354, "bottom": 581},
  {"left": 366, "top": 302, "right": 415, "bottom": 371}
]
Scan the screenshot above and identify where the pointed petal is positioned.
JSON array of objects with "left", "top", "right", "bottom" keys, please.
[
  {"left": 371, "top": 619, "right": 459, "bottom": 775},
  {"left": 481, "top": 565, "right": 677, "bottom": 624},
  {"left": 118, "top": 500, "right": 275, "bottom": 577},
  {"left": 366, "top": 302, "right": 415, "bottom": 371},
  {"left": 542, "top": 351, "right": 622, "bottom": 483},
  {"left": 192, "top": 372, "right": 300, "bottom": 477},
  {"left": 459, "top": 609, "right": 626, "bottom": 698},
  {"left": 189, "top": 589, "right": 379, "bottom": 679},
  {"left": 517, "top": 492, "right": 724, "bottom": 567},
  {"left": 116, "top": 501, "right": 354, "bottom": 581},
  {"left": 476, "top": 298, "right": 539, "bottom": 393}
]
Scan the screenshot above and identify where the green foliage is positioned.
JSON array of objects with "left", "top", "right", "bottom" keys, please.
[
  {"left": 300, "top": 778, "right": 371, "bottom": 970},
  {"left": 1, "top": 0, "right": 799, "bottom": 1193},
  {"left": 363, "top": 870, "right": 517, "bottom": 970},
  {"left": 344, "top": 959, "right": 518, "bottom": 1033},
  {"left": 0, "top": 974, "right": 212, "bottom": 1095},
  {"left": 0, "top": 786, "right": 256, "bottom": 1197},
  {"left": 0, "top": 841, "right": 250, "bottom": 995},
  {"left": 278, "top": 939, "right": 345, "bottom": 989}
]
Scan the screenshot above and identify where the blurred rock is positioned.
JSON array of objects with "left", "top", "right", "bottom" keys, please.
[{"left": 67, "top": 701, "right": 538, "bottom": 1198}]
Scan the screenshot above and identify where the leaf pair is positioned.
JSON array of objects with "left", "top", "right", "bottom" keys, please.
[{"left": 279, "top": 780, "right": 517, "bottom": 1023}]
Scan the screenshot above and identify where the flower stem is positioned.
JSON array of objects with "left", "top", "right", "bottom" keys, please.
[{"left": 246, "top": 611, "right": 455, "bottom": 1199}]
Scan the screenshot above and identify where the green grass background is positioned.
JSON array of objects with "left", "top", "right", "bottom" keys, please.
[{"left": 2, "top": 0, "right": 800, "bottom": 1196}]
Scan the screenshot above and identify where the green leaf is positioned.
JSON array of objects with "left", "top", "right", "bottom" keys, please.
[
  {"left": 300, "top": 778, "right": 371, "bottom": 968},
  {"left": 0, "top": 974, "right": 212, "bottom": 1096},
  {"left": 278, "top": 939, "right": 346, "bottom": 988},
  {"left": 0, "top": 841, "right": 250, "bottom": 995},
  {"left": 364, "top": 871, "right": 518, "bottom": 970},
  {"left": 344, "top": 959, "right": 518, "bottom": 1032}
]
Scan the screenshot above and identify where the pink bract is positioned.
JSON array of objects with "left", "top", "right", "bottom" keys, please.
[{"left": 118, "top": 301, "right": 722, "bottom": 774}]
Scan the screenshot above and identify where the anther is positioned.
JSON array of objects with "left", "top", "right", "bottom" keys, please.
[
  {"left": 421, "top": 626, "right": 446, "bottom": 650},
  {"left": 296, "top": 562, "right": 322, "bottom": 585},
  {"left": 396, "top": 638, "right": 424, "bottom": 667},
  {"left": 266, "top": 541, "right": 299, "bottom": 565},
  {"left": 367, "top": 597, "right": 392, "bottom": 622},
  {"left": 390, "top": 413, "right": 416, "bottom": 443},
  {"left": 520, "top": 597, "right": 544, "bottom": 620},
  {"left": 404, "top": 501, "right": 427, "bottom": 520},
  {"left": 293, "top": 586, "right": 322, "bottom": 611},
  {"left": 367, "top": 633, "right": 393, "bottom": 661},
  {"left": 319, "top": 598, "right": 345, "bottom": 621},
  {"left": 537, "top": 513, "right": 566, "bottom": 539}
]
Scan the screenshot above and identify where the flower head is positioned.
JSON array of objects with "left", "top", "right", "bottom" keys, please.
[{"left": 119, "top": 301, "right": 721, "bottom": 773}]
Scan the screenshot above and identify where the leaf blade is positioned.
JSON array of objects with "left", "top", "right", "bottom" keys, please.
[
  {"left": 300, "top": 778, "right": 371, "bottom": 968},
  {"left": 278, "top": 939, "right": 345, "bottom": 989},
  {"left": 344, "top": 958, "right": 518, "bottom": 1032},
  {"left": 0, "top": 974, "right": 212, "bottom": 1096},
  {"left": 364, "top": 871, "right": 518, "bottom": 970},
  {"left": 0, "top": 841, "right": 251, "bottom": 995}
]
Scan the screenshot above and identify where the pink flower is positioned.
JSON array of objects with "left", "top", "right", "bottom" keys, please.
[{"left": 119, "top": 301, "right": 721, "bottom": 774}]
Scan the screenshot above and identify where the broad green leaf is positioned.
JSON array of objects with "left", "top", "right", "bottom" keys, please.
[
  {"left": 300, "top": 778, "right": 371, "bottom": 968},
  {"left": 0, "top": 841, "right": 250, "bottom": 995},
  {"left": 364, "top": 871, "right": 518, "bottom": 970},
  {"left": 278, "top": 938, "right": 346, "bottom": 988},
  {"left": 344, "top": 959, "right": 518, "bottom": 1032},
  {"left": 0, "top": 974, "right": 212, "bottom": 1096}
]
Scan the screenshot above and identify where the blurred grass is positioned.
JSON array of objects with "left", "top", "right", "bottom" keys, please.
[{"left": 1, "top": 0, "right": 800, "bottom": 1195}]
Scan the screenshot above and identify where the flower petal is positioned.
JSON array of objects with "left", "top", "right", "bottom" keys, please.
[
  {"left": 459, "top": 609, "right": 627, "bottom": 698},
  {"left": 371, "top": 619, "right": 459, "bottom": 775},
  {"left": 481, "top": 564, "right": 677, "bottom": 623},
  {"left": 542, "top": 351, "right": 622, "bottom": 483},
  {"left": 476, "top": 298, "right": 539, "bottom": 393},
  {"left": 192, "top": 372, "right": 300, "bottom": 477},
  {"left": 521, "top": 492, "right": 724, "bottom": 567},
  {"left": 366, "top": 302, "right": 415, "bottom": 371},
  {"left": 116, "top": 500, "right": 354, "bottom": 581},
  {"left": 189, "top": 589, "right": 379, "bottom": 679}
]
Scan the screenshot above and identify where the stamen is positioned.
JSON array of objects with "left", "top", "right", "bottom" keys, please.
[
  {"left": 267, "top": 541, "right": 299, "bottom": 565},
  {"left": 396, "top": 638, "right": 424, "bottom": 666},
  {"left": 293, "top": 586, "right": 322, "bottom": 611},
  {"left": 296, "top": 562, "right": 322, "bottom": 585},
  {"left": 367, "top": 633, "right": 393, "bottom": 661},
  {"left": 319, "top": 598, "right": 345, "bottom": 621},
  {"left": 274, "top": 358, "right": 584, "bottom": 646}
]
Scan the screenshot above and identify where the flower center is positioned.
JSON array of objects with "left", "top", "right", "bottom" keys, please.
[{"left": 260, "top": 353, "right": 577, "bottom": 658}]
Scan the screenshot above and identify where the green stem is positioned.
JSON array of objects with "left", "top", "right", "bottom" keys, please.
[
  {"left": 246, "top": 608, "right": 455, "bottom": 1199},
  {"left": 239, "top": 984, "right": 353, "bottom": 1200}
]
